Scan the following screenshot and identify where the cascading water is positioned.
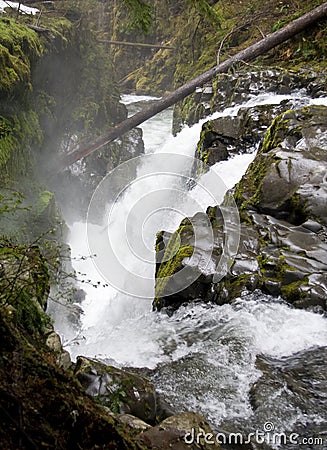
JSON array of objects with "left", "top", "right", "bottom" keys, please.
[{"left": 51, "top": 92, "right": 327, "bottom": 443}]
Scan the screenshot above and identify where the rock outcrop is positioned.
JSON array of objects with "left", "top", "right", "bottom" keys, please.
[
  {"left": 0, "top": 241, "right": 223, "bottom": 449},
  {"left": 154, "top": 105, "right": 327, "bottom": 312},
  {"left": 173, "top": 69, "right": 327, "bottom": 134},
  {"left": 75, "top": 356, "right": 158, "bottom": 423}
]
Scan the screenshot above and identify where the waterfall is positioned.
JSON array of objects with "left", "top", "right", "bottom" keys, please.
[{"left": 51, "top": 92, "right": 327, "bottom": 435}]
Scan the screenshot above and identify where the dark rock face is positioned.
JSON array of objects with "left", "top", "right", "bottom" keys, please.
[
  {"left": 196, "top": 100, "right": 301, "bottom": 167},
  {"left": 154, "top": 105, "right": 327, "bottom": 312},
  {"left": 173, "top": 69, "right": 327, "bottom": 134},
  {"left": 136, "top": 412, "right": 222, "bottom": 450},
  {"left": 0, "top": 244, "right": 144, "bottom": 450},
  {"left": 236, "top": 106, "right": 327, "bottom": 225},
  {"left": 54, "top": 127, "right": 145, "bottom": 221},
  {"left": 250, "top": 347, "right": 327, "bottom": 448},
  {"left": 74, "top": 356, "right": 157, "bottom": 423}
]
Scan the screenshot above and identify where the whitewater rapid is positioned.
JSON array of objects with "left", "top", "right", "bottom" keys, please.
[{"left": 51, "top": 92, "right": 327, "bottom": 433}]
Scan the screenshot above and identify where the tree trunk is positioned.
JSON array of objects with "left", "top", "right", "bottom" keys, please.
[
  {"left": 99, "top": 40, "right": 175, "bottom": 50},
  {"left": 59, "top": 2, "right": 327, "bottom": 170}
]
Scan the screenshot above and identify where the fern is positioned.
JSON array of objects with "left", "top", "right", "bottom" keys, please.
[{"left": 123, "top": 0, "right": 153, "bottom": 33}]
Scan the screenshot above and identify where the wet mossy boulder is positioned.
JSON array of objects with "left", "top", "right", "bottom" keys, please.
[
  {"left": 250, "top": 347, "right": 327, "bottom": 441},
  {"left": 235, "top": 105, "right": 327, "bottom": 225},
  {"left": 0, "top": 241, "right": 50, "bottom": 333},
  {"left": 196, "top": 102, "right": 291, "bottom": 167},
  {"left": 173, "top": 69, "right": 327, "bottom": 134},
  {"left": 154, "top": 105, "right": 327, "bottom": 312},
  {"left": 0, "top": 312, "right": 146, "bottom": 449},
  {"left": 74, "top": 356, "right": 158, "bottom": 423},
  {"left": 136, "top": 412, "right": 222, "bottom": 450},
  {"left": 0, "top": 239, "right": 149, "bottom": 448},
  {"left": 154, "top": 213, "right": 225, "bottom": 312}
]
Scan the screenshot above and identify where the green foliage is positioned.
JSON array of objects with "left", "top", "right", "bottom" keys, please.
[
  {"left": 0, "top": 189, "right": 29, "bottom": 215},
  {"left": 0, "top": 240, "right": 50, "bottom": 334},
  {"left": 123, "top": 0, "right": 153, "bottom": 33},
  {"left": 155, "top": 225, "right": 194, "bottom": 303},
  {"left": 260, "top": 110, "right": 294, "bottom": 154},
  {"left": 0, "top": 110, "right": 43, "bottom": 180},
  {"left": 186, "top": 0, "right": 221, "bottom": 27},
  {"left": 35, "top": 191, "right": 54, "bottom": 216},
  {"left": 281, "top": 279, "right": 308, "bottom": 303},
  {"left": 0, "top": 18, "right": 42, "bottom": 95}
]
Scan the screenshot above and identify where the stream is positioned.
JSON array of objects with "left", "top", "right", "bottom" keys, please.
[{"left": 51, "top": 92, "right": 327, "bottom": 447}]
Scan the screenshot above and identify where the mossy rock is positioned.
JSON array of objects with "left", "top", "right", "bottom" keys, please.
[
  {"left": 0, "top": 309, "right": 146, "bottom": 449},
  {"left": 0, "top": 17, "right": 42, "bottom": 96},
  {"left": 154, "top": 222, "right": 194, "bottom": 306},
  {"left": 234, "top": 105, "right": 327, "bottom": 225},
  {"left": 0, "top": 242, "right": 50, "bottom": 334},
  {"left": 74, "top": 356, "right": 157, "bottom": 424},
  {"left": 137, "top": 412, "right": 222, "bottom": 449}
]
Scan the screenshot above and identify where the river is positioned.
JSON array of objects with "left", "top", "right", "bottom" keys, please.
[{"left": 50, "top": 92, "right": 327, "bottom": 447}]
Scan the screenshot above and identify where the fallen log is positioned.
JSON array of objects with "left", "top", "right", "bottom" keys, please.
[
  {"left": 59, "top": 2, "right": 327, "bottom": 170},
  {"left": 99, "top": 40, "right": 175, "bottom": 50}
]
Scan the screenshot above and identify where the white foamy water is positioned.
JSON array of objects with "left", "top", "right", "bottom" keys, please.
[
  {"left": 151, "top": 295, "right": 327, "bottom": 427},
  {"left": 51, "top": 92, "right": 327, "bottom": 431},
  {"left": 121, "top": 94, "right": 173, "bottom": 153},
  {"left": 0, "top": 1, "right": 38, "bottom": 14}
]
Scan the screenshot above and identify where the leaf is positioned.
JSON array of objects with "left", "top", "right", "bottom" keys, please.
[{"left": 123, "top": 0, "right": 153, "bottom": 34}]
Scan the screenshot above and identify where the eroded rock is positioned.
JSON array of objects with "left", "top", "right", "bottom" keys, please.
[
  {"left": 74, "top": 356, "right": 157, "bottom": 423},
  {"left": 250, "top": 347, "right": 327, "bottom": 446},
  {"left": 136, "top": 412, "right": 222, "bottom": 450},
  {"left": 154, "top": 105, "right": 327, "bottom": 312}
]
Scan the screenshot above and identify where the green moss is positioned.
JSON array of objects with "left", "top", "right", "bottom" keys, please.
[
  {"left": 36, "top": 190, "right": 54, "bottom": 216},
  {"left": 196, "top": 120, "right": 216, "bottom": 167},
  {"left": 39, "top": 16, "right": 73, "bottom": 44},
  {"left": 287, "top": 191, "right": 308, "bottom": 224},
  {"left": 0, "top": 243, "right": 50, "bottom": 334},
  {"left": 0, "top": 18, "right": 42, "bottom": 95},
  {"left": 220, "top": 273, "right": 253, "bottom": 299},
  {"left": 155, "top": 243, "right": 194, "bottom": 301},
  {"left": 0, "top": 110, "right": 43, "bottom": 180},
  {"left": 261, "top": 110, "right": 291, "bottom": 153},
  {"left": 154, "top": 224, "right": 194, "bottom": 303},
  {"left": 281, "top": 279, "right": 308, "bottom": 303},
  {"left": 234, "top": 152, "right": 277, "bottom": 216}
]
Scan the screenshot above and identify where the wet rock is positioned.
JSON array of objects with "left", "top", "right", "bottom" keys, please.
[
  {"left": 196, "top": 102, "right": 291, "bottom": 167},
  {"left": 154, "top": 106, "right": 327, "bottom": 312},
  {"left": 0, "top": 303, "right": 144, "bottom": 450},
  {"left": 250, "top": 347, "right": 327, "bottom": 448},
  {"left": 136, "top": 412, "right": 222, "bottom": 449},
  {"left": 74, "top": 356, "right": 157, "bottom": 423},
  {"left": 118, "top": 413, "right": 152, "bottom": 433},
  {"left": 236, "top": 106, "right": 327, "bottom": 226},
  {"left": 174, "top": 69, "right": 327, "bottom": 133},
  {"left": 44, "top": 325, "right": 72, "bottom": 370}
]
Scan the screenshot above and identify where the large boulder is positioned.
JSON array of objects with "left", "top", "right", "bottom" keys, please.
[
  {"left": 74, "top": 356, "right": 158, "bottom": 423},
  {"left": 173, "top": 69, "right": 327, "bottom": 134},
  {"left": 250, "top": 347, "right": 327, "bottom": 445},
  {"left": 136, "top": 412, "right": 222, "bottom": 450},
  {"left": 235, "top": 106, "right": 327, "bottom": 225},
  {"left": 196, "top": 101, "right": 299, "bottom": 167},
  {"left": 154, "top": 105, "right": 327, "bottom": 312}
]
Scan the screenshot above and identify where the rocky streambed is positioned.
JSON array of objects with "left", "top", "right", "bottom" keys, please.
[
  {"left": 154, "top": 103, "right": 327, "bottom": 312},
  {"left": 1, "top": 69, "right": 327, "bottom": 450}
]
